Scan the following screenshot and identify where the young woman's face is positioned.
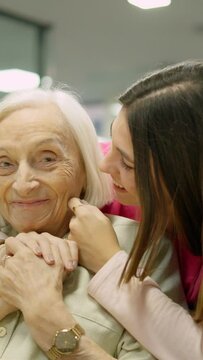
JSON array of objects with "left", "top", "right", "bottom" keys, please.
[{"left": 100, "top": 107, "right": 139, "bottom": 205}]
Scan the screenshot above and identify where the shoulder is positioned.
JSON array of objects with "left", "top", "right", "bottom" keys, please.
[{"left": 106, "top": 214, "right": 138, "bottom": 254}]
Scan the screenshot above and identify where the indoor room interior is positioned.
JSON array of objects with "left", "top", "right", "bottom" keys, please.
[
  {"left": 0, "top": 0, "right": 202, "bottom": 138},
  {"left": 0, "top": 2, "right": 202, "bottom": 360}
]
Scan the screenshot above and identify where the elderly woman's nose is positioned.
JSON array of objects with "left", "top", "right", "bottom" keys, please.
[{"left": 12, "top": 163, "right": 39, "bottom": 195}]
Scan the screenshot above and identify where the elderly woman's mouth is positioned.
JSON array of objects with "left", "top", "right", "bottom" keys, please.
[{"left": 10, "top": 199, "right": 50, "bottom": 207}]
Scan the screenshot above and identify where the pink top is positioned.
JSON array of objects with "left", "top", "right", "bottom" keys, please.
[
  {"left": 88, "top": 251, "right": 203, "bottom": 360},
  {"left": 101, "top": 200, "right": 140, "bottom": 221},
  {"left": 174, "top": 238, "right": 202, "bottom": 306},
  {"left": 102, "top": 199, "right": 202, "bottom": 306}
]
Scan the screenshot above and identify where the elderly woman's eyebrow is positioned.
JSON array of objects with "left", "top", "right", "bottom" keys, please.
[
  {"left": 0, "top": 139, "right": 65, "bottom": 154},
  {"left": 0, "top": 147, "right": 14, "bottom": 155},
  {"left": 34, "top": 138, "right": 63, "bottom": 147},
  {"left": 0, "top": 147, "right": 8, "bottom": 152}
]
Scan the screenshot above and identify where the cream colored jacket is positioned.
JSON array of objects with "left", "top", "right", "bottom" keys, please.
[{"left": 0, "top": 216, "right": 185, "bottom": 359}]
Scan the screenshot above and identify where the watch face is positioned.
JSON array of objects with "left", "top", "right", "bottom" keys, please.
[{"left": 55, "top": 329, "right": 78, "bottom": 353}]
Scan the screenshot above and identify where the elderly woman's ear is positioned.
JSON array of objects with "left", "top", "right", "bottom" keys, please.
[{"left": 80, "top": 187, "right": 86, "bottom": 200}]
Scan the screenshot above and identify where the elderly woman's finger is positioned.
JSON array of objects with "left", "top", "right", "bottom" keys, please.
[
  {"left": 44, "top": 235, "right": 75, "bottom": 271},
  {"left": 66, "top": 233, "right": 78, "bottom": 267},
  {"left": 40, "top": 233, "right": 77, "bottom": 271},
  {"left": 5, "top": 236, "right": 27, "bottom": 255},
  {"left": 36, "top": 234, "right": 55, "bottom": 264},
  {"left": 0, "top": 254, "right": 13, "bottom": 267},
  {"left": 66, "top": 240, "right": 78, "bottom": 269},
  {"left": 15, "top": 232, "right": 42, "bottom": 256},
  {"left": 57, "top": 239, "right": 77, "bottom": 271},
  {"left": 5, "top": 233, "right": 41, "bottom": 256}
]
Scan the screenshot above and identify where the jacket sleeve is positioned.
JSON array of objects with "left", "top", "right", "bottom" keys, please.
[
  {"left": 116, "top": 328, "right": 156, "bottom": 360},
  {"left": 88, "top": 250, "right": 203, "bottom": 360}
]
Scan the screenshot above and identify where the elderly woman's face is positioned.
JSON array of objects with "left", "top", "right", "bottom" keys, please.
[{"left": 0, "top": 104, "right": 86, "bottom": 236}]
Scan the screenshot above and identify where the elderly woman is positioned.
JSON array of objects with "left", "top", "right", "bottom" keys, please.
[{"left": 0, "top": 89, "right": 185, "bottom": 360}]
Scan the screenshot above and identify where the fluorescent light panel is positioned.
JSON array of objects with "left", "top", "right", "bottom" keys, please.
[
  {"left": 0, "top": 69, "right": 40, "bottom": 92},
  {"left": 127, "top": 0, "right": 171, "bottom": 9}
]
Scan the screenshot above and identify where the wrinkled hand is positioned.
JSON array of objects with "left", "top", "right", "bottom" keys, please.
[
  {"left": 0, "top": 232, "right": 77, "bottom": 319},
  {"left": 0, "top": 246, "right": 64, "bottom": 321},
  {"left": 0, "top": 246, "right": 17, "bottom": 318},
  {"left": 5, "top": 232, "right": 78, "bottom": 271},
  {"left": 68, "top": 197, "right": 121, "bottom": 273}
]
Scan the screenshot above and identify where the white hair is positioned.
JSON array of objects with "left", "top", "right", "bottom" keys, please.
[{"left": 0, "top": 88, "right": 113, "bottom": 207}]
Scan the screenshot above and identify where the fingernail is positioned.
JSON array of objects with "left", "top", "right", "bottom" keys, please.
[
  {"left": 47, "top": 255, "right": 55, "bottom": 264},
  {"left": 80, "top": 199, "right": 88, "bottom": 205},
  {"left": 35, "top": 246, "right": 42, "bottom": 256},
  {"left": 72, "top": 261, "right": 78, "bottom": 269},
  {"left": 66, "top": 261, "right": 74, "bottom": 270}
]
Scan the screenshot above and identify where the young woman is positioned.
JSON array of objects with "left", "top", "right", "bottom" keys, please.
[{"left": 67, "top": 60, "right": 203, "bottom": 360}]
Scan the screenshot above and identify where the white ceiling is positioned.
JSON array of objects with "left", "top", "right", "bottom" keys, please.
[{"left": 0, "top": 0, "right": 203, "bottom": 104}]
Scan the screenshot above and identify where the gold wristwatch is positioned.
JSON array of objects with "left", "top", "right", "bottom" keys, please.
[{"left": 46, "top": 324, "right": 85, "bottom": 360}]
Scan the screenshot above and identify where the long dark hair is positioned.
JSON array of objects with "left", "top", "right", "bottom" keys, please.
[{"left": 119, "top": 60, "right": 203, "bottom": 320}]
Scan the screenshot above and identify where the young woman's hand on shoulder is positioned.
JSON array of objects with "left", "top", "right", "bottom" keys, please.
[{"left": 68, "top": 197, "right": 121, "bottom": 273}]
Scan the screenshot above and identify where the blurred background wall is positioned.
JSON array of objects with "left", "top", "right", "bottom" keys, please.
[{"left": 0, "top": 0, "right": 202, "bottom": 138}]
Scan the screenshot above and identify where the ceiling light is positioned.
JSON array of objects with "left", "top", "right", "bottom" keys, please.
[
  {"left": 127, "top": 0, "right": 171, "bottom": 9},
  {"left": 0, "top": 69, "right": 40, "bottom": 93}
]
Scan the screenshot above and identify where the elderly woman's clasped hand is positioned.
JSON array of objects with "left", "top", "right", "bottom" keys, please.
[
  {"left": 0, "top": 242, "right": 77, "bottom": 353},
  {"left": 0, "top": 231, "right": 78, "bottom": 322},
  {"left": 3, "top": 231, "right": 78, "bottom": 271},
  {"left": 0, "top": 244, "right": 64, "bottom": 314}
]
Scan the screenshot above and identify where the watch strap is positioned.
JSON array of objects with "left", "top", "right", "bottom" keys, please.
[
  {"left": 46, "top": 324, "right": 85, "bottom": 360},
  {"left": 71, "top": 323, "right": 85, "bottom": 338},
  {"left": 46, "top": 346, "right": 63, "bottom": 360}
]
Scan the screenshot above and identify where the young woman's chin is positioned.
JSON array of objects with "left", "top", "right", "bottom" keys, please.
[{"left": 114, "top": 191, "right": 138, "bottom": 206}]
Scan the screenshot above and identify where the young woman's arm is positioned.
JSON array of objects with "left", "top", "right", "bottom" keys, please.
[{"left": 88, "top": 251, "right": 203, "bottom": 360}]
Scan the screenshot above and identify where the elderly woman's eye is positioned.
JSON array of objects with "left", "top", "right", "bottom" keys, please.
[
  {"left": 1, "top": 161, "right": 11, "bottom": 167},
  {"left": 0, "top": 158, "right": 15, "bottom": 175},
  {"left": 43, "top": 156, "right": 55, "bottom": 162},
  {"left": 38, "top": 152, "right": 58, "bottom": 166},
  {"left": 0, "top": 159, "right": 13, "bottom": 168}
]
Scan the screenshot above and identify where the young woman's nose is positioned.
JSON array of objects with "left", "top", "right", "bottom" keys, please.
[
  {"left": 99, "top": 150, "right": 117, "bottom": 176},
  {"left": 12, "top": 162, "right": 39, "bottom": 196},
  {"left": 99, "top": 155, "right": 109, "bottom": 174}
]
